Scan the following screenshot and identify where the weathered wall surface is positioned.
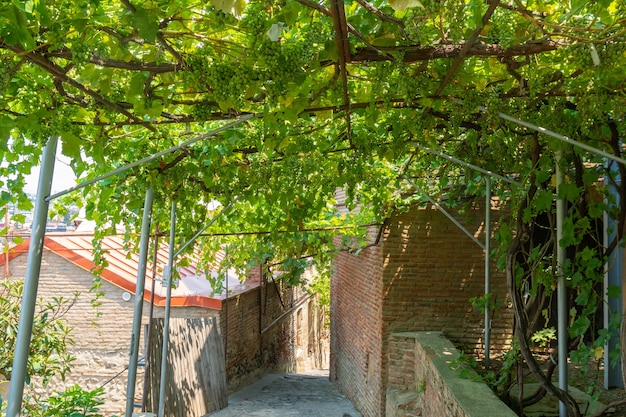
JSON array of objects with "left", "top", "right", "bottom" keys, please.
[
  {"left": 7, "top": 249, "right": 162, "bottom": 416},
  {"left": 331, "top": 203, "right": 513, "bottom": 417},
  {"left": 380, "top": 205, "right": 512, "bottom": 370},
  {"left": 386, "top": 332, "right": 517, "bottom": 417}
]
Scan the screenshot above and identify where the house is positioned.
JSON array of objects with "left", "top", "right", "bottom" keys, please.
[
  {"left": 1, "top": 233, "right": 328, "bottom": 416},
  {"left": 330, "top": 202, "right": 514, "bottom": 417}
]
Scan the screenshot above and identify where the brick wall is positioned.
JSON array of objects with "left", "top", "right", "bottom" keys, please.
[
  {"left": 331, "top": 203, "right": 513, "bottom": 417},
  {"left": 380, "top": 204, "right": 512, "bottom": 368},
  {"left": 386, "top": 332, "right": 517, "bottom": 417},
  {"left": 222, "top": 277, "right": 328, "bottom": 393},
  {"left": 330, "top": 227, "right": 385, "bottom": 417}
]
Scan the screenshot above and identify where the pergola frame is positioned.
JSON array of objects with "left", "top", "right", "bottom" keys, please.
[{"left": 4, "top": 109, "right": 624, "bottom": 417}]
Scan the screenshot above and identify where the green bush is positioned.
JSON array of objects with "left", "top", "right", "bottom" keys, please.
[
  {"left": 36, "top": 385, "right": 107, "bottom": 417},
  {"left": 0, "top": 280, "right": 75, "bottom": 385}
]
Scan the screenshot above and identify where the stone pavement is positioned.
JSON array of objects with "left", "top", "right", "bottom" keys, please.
[{"left": 206, "top": 370, "right": 362, "bottom": 417}]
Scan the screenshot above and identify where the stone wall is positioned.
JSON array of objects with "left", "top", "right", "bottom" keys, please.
[
  {"left": 386, "top": 332, "right": 517, "bottom": 417},
  {"left": 331, "top": 203, "right": 514, "bottom": 417},
  {"left": 7, "top": 249, "right": 160, "bottom": 416}
]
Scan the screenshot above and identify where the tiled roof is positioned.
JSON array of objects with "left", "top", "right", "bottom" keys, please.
[{"left": 1, "top": 233, "right": 258, "bottom": 310}]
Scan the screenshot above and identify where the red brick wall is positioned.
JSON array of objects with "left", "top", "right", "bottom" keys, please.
[
  {"left": 381, "top": 204, "right": 512, "bottom": 359},
  {"left": 331, "top": 203, "right": 513, "bottom": 417},
  {"left": 221, "top": 279, "right": 326, "bottom": 393},
  {"left": 330, "top": 227, "right": 385, "bottom": 417}
]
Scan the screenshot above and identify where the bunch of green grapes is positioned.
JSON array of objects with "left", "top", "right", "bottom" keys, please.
[
  {"left": 240, "top": 2, "right": 269, "bottom": 37},
  {"left": 192, "top": 100, "right": 215, "bottom": 122},
  {"left": 593, "top": 34, "right": 626, "bottom": 77},
  {"left": 202, "top": 61, "right": 253, "bottom": 106},
  {"left": 15, "top": 86, "right": 45, "bottom": 113},
  {"left": 185, "top": 55, "right": 210, "bottom": 89},
  {"left": 49, "top": 112, "right": 82, "bottom": 138},
  {"left": 248, "top": 32, "right": 311, "bottom": 102},
  {"left": 226, "top": 63, "right": 257, "bottom": 107},
  {"left": 301, "top": 20, "right": 330, "bottom": 47},
  {"left": 71, "top": 41, "right": 92, "bottom": 65},
  {"left": 256, "top": 40, "right": 289, "bottom": 101},
  {"left": 204, "top": 62, "right": 237, "bottom": 102},
  {"left": 484, "top": 10, "right": 517, "bottom": 49}
]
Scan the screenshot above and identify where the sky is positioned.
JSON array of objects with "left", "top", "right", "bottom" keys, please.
[{"left": 22, "top": 148, "right": 77, "bottom": 195}]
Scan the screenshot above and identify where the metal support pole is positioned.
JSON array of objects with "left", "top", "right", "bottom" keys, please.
[
  {"left": 604, "top": 160, "right": 623, "bottom": 388},
  {"left": 125, "top": 184, "right": 155, "bottom": 417},
  {"left": 158, "top": 202, "right": 176, "bottom": 417},
  {"left": 142, "top": 231, "right": 160, "bottom": 412},
  {"left": 556, "top": 151, "right": 568, "bottom": 417},
  {"left": 5, "top": 137, "right": 58, "bottom": 417},
  {"left": 484, "top": 177, "right": 492, "bottom": 367}
]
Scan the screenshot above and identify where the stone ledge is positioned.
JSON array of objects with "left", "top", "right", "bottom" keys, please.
[{"left": 387, "top": 331, "right": 518, "bottom": 417}]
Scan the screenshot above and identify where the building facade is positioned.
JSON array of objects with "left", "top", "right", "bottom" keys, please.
[
  {"left": 330, "top": 203, "right": 514, "bottom": 417},
  {"left": 2, "top": 234, "right": 327, "bottom": 416}
]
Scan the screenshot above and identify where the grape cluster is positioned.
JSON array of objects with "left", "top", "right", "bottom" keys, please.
[
  {"left": 484, "top": 10, "right": 518, "bottom": 49},
  {"left": 240, "top": 2, "right": 269, "bottom": 37},
  {"left": 203, "top": 61, "right": 255, "bottom": 107},
  {"left": 301, "top": 20, "right": 329, "bottom": 46},
  {"left": 184, "top": 55, "right": 207, "bottom": 88},
  {"left": 205, "top": 62, "right": 237, "bottom": 102},
  {"left": 49, "top": 113, "right": 81, "bottom": 138},
  {"left": 71, "top": 41, "right": 92, "bottom": 65},
  {"left": 255, "top": 39, "right": 311, "bottom": 102}
]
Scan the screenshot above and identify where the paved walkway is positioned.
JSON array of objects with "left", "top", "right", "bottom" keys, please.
[{"left": 207, "top": 370, "right": 361, "bottom": 417}]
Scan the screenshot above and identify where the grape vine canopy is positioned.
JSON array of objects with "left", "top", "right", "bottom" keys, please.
[{"left": 1, "top": 1, "right": 626, "bottom": 416}]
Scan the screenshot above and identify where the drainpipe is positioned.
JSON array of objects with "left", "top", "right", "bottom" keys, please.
[
  {"left": 556, "top": 151, "right": 568, "bottom": 417},
  {"left": 158, "top": 202, "right": 176, "bottom": 417},
  {"left": 5, "top": 136, "right": 58, "bottom": 417},
  {"left": 125, "top": 184, "right": 155, "bottom": 417}
]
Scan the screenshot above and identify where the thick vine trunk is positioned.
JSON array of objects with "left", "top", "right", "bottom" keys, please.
[{"left": 507, "top": 232, "right": 581, "bottom": 416}]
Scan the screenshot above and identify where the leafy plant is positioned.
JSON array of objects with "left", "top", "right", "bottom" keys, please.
[
  {"left": 30, "top": 385, "right": 107, "bottom": 417},
  {"left": 0, "top": 280, "right": 75, "bottom": 385},
  {"left": 1, "top": 2, "right": 626, "bottom": 416},
  {"left": 531, "top": 327, "right": 557, "bottom": 349}
]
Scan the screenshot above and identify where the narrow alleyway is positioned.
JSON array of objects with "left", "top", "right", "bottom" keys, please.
[{"left": 207, "top": 370, "right": 361, "bottom": 417}]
